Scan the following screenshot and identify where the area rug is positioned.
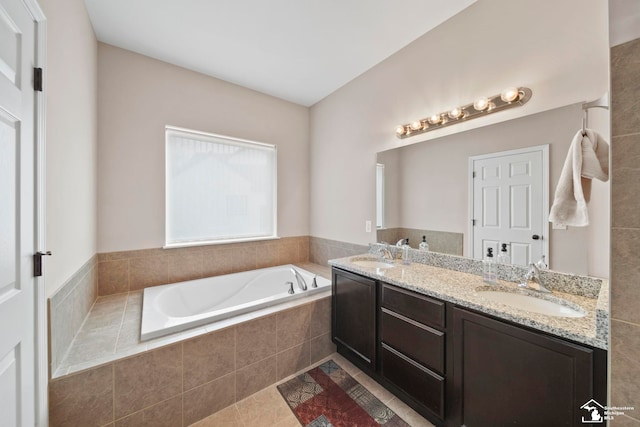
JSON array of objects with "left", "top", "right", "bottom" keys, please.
[{"left": 277, "top": 360, "right": 410, "bottom": 427}]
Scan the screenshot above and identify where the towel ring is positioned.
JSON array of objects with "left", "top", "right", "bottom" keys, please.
[{"left": 581, "top": 93, "right": 609, "bottom": 136}]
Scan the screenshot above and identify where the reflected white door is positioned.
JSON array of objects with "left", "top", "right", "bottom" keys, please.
[
  {"left": 470, "top": 146, "right": 548, "bottom": 267},
  {"left": 0, "top": 0, "right": 37, "bottom": 425}
]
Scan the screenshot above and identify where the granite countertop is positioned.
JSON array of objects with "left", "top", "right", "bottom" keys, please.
[{"left": 329, "top": 254, "right": 608, "bottom": 350}]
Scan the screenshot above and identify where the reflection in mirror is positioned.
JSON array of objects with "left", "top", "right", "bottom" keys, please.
[{"left": 376, "top": 104, "right": 610, "bottom": 278}]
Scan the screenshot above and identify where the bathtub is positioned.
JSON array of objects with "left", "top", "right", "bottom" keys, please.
[{"left": 141, "top": 264, "right": 331, "bottom": 340}]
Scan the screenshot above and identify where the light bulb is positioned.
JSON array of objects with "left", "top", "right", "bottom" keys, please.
[
  {"left": 410, "top": 121, "right": 422, "bottom": 131},
  {"left": 395, "top": 125, "right": 406, "bottom": 136},
  {"left": 427, "top": 114, "right": 442, "bottom": 125},
  {"left": 448, "top": 108, "right": 464, "bottom": 119},
  {"left": 473, "top": 97, "right": 489, "bottom": 111},
  {"left": 500, "top": 87, "right": 520, "bottom": 103}
]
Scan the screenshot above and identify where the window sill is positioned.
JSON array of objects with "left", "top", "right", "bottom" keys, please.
[{"left": 163, "top": 236, "right": 280, "bottom": 249}]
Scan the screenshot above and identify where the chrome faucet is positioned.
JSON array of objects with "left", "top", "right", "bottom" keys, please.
[
  {"left": 518, "top": 263, "right": 551, "bottom": 293},
  {"left": 376, "top": 244, "right": 393, "bottom": 262},
  {"left": 286, "top": 281, "right": 295, "bottom": 294},
  {"left": 291, "top": 268, "right": 308, "bottom": 291}
]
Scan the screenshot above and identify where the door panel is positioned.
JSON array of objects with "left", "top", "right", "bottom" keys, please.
[
  {"left": 472, "top": 147, "right": 546, "bottom": 266},
  {"left": 0, "top": 0, "right": 36, "bottom": 425}
]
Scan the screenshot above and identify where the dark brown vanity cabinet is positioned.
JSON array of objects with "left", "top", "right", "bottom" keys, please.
[
  {"left": 380, "top": 284, "right": 447, "bottom": 421},
  {"left": 452, "top": 307, "right": 607, "bottom": 427},
  {"left": 331, "top": 268, "right": 607, "bottom": 427},
  {"left": 331, "top": 268, "right": 377, "bottom": 370}
]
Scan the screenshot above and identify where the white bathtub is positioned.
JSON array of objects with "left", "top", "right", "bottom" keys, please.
[{"left": 141, "top": 264, "right": 331, "bottom": 340}]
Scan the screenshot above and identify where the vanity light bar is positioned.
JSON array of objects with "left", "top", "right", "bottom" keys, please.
[{"left": 395, "top": 87, "right": 532, "bottom": 139}]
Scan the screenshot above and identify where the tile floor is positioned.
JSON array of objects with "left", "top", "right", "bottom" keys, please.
[{"left": 190, "top": 352, "right": 435, "bottom": 427}]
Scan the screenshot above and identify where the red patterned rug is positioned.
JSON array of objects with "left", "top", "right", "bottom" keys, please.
[{"left": 277, "top": 360, "right": 410, "bottom": 427}]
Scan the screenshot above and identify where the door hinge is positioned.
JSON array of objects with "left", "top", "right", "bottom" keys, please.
[
  {"left": 472, "top": 171, "right": 477, "bottom": 178},
  {"left": 33, "top": 251, "right": 51, "bottom": 277},
  {"left": 34, "top": 67, "right": 43, "bottom": 92},
  {"left": 472, "top": 219, "right": 477, "bottom": 226}
]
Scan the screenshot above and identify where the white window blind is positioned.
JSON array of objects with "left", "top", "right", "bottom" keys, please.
[{"left": 165, "top": 126, "right": 277, "bottom": 247}]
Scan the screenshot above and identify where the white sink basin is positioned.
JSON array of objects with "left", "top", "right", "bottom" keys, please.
[
  {"left": 478, "top": 291, "right": 586, "bottom": 318},
  {"left": 352, "top": 259, "right": 395, "bottom": 269}
]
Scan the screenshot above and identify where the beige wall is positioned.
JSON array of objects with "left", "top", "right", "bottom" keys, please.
[
  {"left": 378, "top": 105, "right": 610, "bottom": 277},
  {"left": 97, "top": 44, "right": 310, "bottom": 252},
  {"left": 41, "top": 0, "right": 98, "bottom": 297},
  {"left": 309, "top": 0, "right": 610, "bottom": 257}
]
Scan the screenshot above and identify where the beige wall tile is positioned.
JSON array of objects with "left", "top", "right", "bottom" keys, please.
[
  {"left": 236, "top": 314, "right": 277, "bottom": 369},
  {"left": 310, "top": 333, "right": 336, "bottom": 364},
  {"left": 278, "top": 240, "right": 298, "bottom": 265},
  {"left": 611, "top": 228, "right": 640, "bottom": 323},
  {"left": 98, "top": 260, "right": 129, "bottom": 295},
  {"left": 129, "top": 256, "right": 169, "bottom": 291},
  {"left": 202, "top": 247, "right": 233, "bottom": 277},
  {"left": 183, "top": 327, "right": 235, "bottom": 391},
  {"left": 168, "top": 251, "right": 204, "bottom": 283},
  {"left": 310, "top": 297, "right": 331, "bottom": 338},
  {"left": 236, "top": 355, "right": 277, "bottom": 401},
  {"left": 276, "top": 303, "right": 312, "bottom": 351},
  {"left": 113, "top": 344, "right": 182, "bottom": 419},
  {"left": 611, "top": 320, "right": 640, "bottom": 410},
  {"left": 276, "top": 341, "right": 310, "bottom": 380},
  {"left": 231, "top": 246, "right": 257, "bottom": 273},
  {"left": 49, "top": 365, "right": 113, "bottom": 427},
  {"left": 183, "top": 373, "right": 236, "bottom": 426},
  {"left": 256, "top": 243, "right": 279, "bottom": 268},
  {"left": 612, "top": 134, "right": 640, "bottom": 229},
  {"left": 114, "top": 395, "right": 182, "bottom": 427},
  {"left": 611, "top": 39, "right": 640, "bottom": 137}
]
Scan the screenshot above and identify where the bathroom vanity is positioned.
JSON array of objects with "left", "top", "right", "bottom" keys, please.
[{"left": 330, "top": 256, "right": 608, "bottom": 427}]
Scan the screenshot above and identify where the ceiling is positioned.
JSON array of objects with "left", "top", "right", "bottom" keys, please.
[{"left": 84, "top": 0, "right": 475, "bottom": 106}]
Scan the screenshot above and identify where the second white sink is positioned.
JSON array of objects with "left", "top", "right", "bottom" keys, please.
[{"left": 478, "top": 291, "right": 586, "bottom": 318}]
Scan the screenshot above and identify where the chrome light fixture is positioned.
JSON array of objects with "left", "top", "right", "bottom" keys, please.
[{"left": 395, "top": 87, "right": 532, "bottom": 139}]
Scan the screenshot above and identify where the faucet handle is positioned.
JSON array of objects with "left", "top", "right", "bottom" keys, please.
[
  {"left": 286, "top": 281, "right": 295, "bottom": 294},
  {"left": 311, "top": 275, "right": 318, "bottom": 288}
]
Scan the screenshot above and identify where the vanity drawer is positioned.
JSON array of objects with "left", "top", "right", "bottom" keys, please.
[
  {"left": 381, "top": 309, "right": 445, "bottom": 375},
  {"left": 381, "top": 344, "right": 445, "bottom": 420},
  {"left": 382, "top": 284, "right": 445, "bottom": 329}
]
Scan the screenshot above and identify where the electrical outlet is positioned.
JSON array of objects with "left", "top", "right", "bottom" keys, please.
[{"left": 365, "top": 220, "right": 372, "bottom": 233}]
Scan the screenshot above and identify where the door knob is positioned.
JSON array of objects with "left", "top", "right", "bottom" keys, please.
[{"left": 532, "top": 235, "right": 541, "bottom": 240}]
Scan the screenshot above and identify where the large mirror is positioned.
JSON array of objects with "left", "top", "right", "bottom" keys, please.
[{"left": 376, "top": 103, "right": 610, "bottom": 279}]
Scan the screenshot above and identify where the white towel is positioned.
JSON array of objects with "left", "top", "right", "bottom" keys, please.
[{"left": 549, "top": 129, "right": 609, "bottom": 227}]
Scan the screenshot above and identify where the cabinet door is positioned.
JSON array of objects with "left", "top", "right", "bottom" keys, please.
[
  {"left": 453, "top": 308, "right": 596, "bottom": 427},
  {"left": 332, "top": 269, "right": 376, "bottom": 368}
]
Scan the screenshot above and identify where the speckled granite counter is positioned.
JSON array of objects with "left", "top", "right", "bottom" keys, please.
[{"left": 329, "top": 254, "right": 608, "bottom": 350}]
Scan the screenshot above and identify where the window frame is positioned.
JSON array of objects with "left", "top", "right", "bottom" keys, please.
[{"left": 164, "top": 125, "right": 278, "bottom": 249}]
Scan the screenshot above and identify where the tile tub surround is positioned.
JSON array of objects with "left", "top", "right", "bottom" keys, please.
[
  {"left": 97, "top": 236, "right": 310, "bottom": 296},
  {"left": 309, "top": 236, "right": 369, "bottom": 266},
  {"left": 330, "top": 253, "right": 608, "bottom": 349},
  {"left": 54, "top": 262, "right": 331, "bottom": 378},
  {"left": 376, "top": 227, "right": 464, "bottom": 256},
  {"left": 49, "top": 287, "right": 335, "bottom": 426},
  {"left": 48, "top": 255, "right": 98, "bottom": 376}
]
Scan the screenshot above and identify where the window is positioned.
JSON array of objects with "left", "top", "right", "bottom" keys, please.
[
  {"left": 165, "top": 126, "right": 277, "bottom": 247},
  {"left": 376, "top": 163, "right": 385, "bottom": 229}
]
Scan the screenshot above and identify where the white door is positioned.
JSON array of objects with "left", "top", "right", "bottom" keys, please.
[
  {"left": 0, "top": 0, "right": 37, "bottom": 425},
  {"left": 470, "top": 146, "right": 548, "bottom": 267}
]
